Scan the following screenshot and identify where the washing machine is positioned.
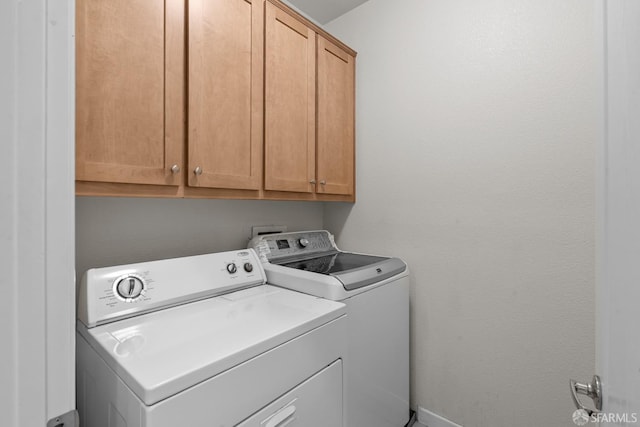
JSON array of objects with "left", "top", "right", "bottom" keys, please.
[
  {"left": 76, "top": 249, "right": 347, "bottom": 427},
  {"left": 249, "top": 231, "right": 410, "bottom": 427}
]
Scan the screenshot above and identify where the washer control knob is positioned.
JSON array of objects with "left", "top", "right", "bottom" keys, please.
[
  {"left": 298, "top": 238, "right": 310, "bottom": 248},
  {"left": 226, "top": 263, "right": 238, "bottom": 274},
  {"left": 115, "top": 275, "right": 145, "bottom": 300},
  {"left": 244, "top": 262, "right": 253, "bottom": 272}
]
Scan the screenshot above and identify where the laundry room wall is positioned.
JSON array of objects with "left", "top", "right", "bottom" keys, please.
[
  {"left": 75, "top": 198, "right": 323, "bottom": 278},
  {"left": 323, "top": 1, "right": 597, "bottom": 426}
]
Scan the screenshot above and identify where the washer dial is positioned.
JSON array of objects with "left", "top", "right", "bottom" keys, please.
[
  {"left": 114, "top": 274, "right": 145, "bottom": 301},
  {"left": 298, "top": 238, "right": 310, "bottom": 248}
]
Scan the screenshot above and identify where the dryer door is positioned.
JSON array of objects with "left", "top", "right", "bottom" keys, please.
[{"left": 237, "top": 360, "right": 343, "bottom": 427}]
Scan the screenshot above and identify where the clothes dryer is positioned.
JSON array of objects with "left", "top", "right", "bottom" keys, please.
[{"left": 76, "top": 249, "right": 346, "bottom": 427}]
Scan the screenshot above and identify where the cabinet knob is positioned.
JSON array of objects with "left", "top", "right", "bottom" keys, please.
[
  {"left": 320, "top": 180, "right": 326, "bottom": 185},
  {"left": 194, "top": 166, "right": 203, "bottom": 176},
  {"left": 310, "top": 179, "right": 317, "bottom": 184},
  {"left": 170, "top": 164, "right": 180, "bottom": 174}
]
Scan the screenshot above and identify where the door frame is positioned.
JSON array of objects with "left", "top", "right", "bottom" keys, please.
[
  {"left": 594, "top": 0, "right": 605, "bottom": 386},
  {"left": 596, "top": 0, "right": 640, "bottom": 417},
  {"left": 0, "top": 0, "right": 76, "bottom": 425}
]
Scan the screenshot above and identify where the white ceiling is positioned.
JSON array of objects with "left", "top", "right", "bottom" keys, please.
[{"left": 284, "top": 0, "right": 369, "bottom": 24}]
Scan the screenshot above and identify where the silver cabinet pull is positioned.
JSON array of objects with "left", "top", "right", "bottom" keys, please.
[
  {"left": 320, "top": 180, "right": 326, "bottom": 185},
  {"left": 264, "top": 404, "right": 296, "bottom": 427},
  {"left": 310, "top": 179, "right": 317, "bottom": 184},
  {"left": 570, "top": 375, "right": 602, "bottom": 416},
  {"left": 194, "top": 166, "right": 203, "bottom": 176},
  {"left": 170, "top": 164, "right": 180, "bottom": 174}
]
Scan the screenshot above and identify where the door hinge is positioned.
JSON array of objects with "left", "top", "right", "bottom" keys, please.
[{"left": 47, "top": 410, "right": 78, "bottom": 427}]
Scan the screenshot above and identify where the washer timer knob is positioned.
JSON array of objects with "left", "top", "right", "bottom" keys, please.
[
  {"left": 226, "top": 263, "right": 238, "bottom": 274},
  {"left": 298, "top": 238, "right": 310, "bottom": 248},
  {"left": 115, "top": 275, "right": 145, "bottom": 300},
  {"left": 244, "top": 262, "right": 253, "bottom": 272}
]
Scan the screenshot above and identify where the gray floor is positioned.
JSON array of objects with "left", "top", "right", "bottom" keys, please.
[
  {"left": 407, "top": 416, "right": 426, "bottom": 427},
  {"left": 408, "top": 413, "right": 426, "bottom": 427}
]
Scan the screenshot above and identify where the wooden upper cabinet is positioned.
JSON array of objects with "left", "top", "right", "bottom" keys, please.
[
  {"left": 76, "top": 0, "right": 183, "bottom": 187},
  {"left": 76, "top": 0, "right": 356, "bottom": 200},
  {"left": 316, "top": 36, "right": 355, "bottom": 197},
  {"left": 188, "top": 0, "right": 264, "bottom": 190},
  {"left": 264, "top": 3, "right": 316, "bottom": 193}
]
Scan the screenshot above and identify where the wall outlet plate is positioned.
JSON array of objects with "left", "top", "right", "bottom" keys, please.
[{"left": 251, "top": 225, "right": 287, "bottom": 239}]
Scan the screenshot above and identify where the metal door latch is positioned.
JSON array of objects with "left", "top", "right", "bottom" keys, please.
[{"left": 570, "top": 375, "right": 602, "bottom": 416}]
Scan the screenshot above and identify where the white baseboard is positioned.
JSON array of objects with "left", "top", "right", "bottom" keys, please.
[{"left": 417, "top": 407, "right": 463, "bottom": 427}]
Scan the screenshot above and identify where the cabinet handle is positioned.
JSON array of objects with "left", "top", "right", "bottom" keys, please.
[
  {"left": 264, "top": 405, "right": 296, "bottom": 427},
  {"left": 194, "top": 166, "right": 203, "bottom": 176},
  {"left": 310, "top": 179, "right": 317, "bottom": 184},
  {"left": 320, "top": 180, "right": 326, "bottom": 185},
  {"left": 170, "top": 165, "right": 180, "bottom": 174}
]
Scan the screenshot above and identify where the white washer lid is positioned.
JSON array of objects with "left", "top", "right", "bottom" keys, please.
[{"left": 77, "top": 285, "right": 346, "bottom": 405}]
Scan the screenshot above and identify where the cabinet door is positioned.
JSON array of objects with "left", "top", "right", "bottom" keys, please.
[
  {"left": 264, "top": 3, "right": 316, "bottom": 193},
  {"left": 316, "top": 36, "right": 355, "bottom": 196},
  {"left": 188, "top": 0, "right": 263, "bottom": 190},
  {"left": 76, "top": 0, "right": 183, "bottom": 186}
]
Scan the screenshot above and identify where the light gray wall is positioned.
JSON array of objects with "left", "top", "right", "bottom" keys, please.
[
  {"left": 324, "top": 1, "right": 597, "bottom": 426},
  {"left": 76, "top": 198, "right": 324, "bottom": 277}
]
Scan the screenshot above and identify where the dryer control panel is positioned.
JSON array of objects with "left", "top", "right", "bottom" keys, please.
[{"left": 77, "top": 249, "right": 266, "bottom": 328}]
